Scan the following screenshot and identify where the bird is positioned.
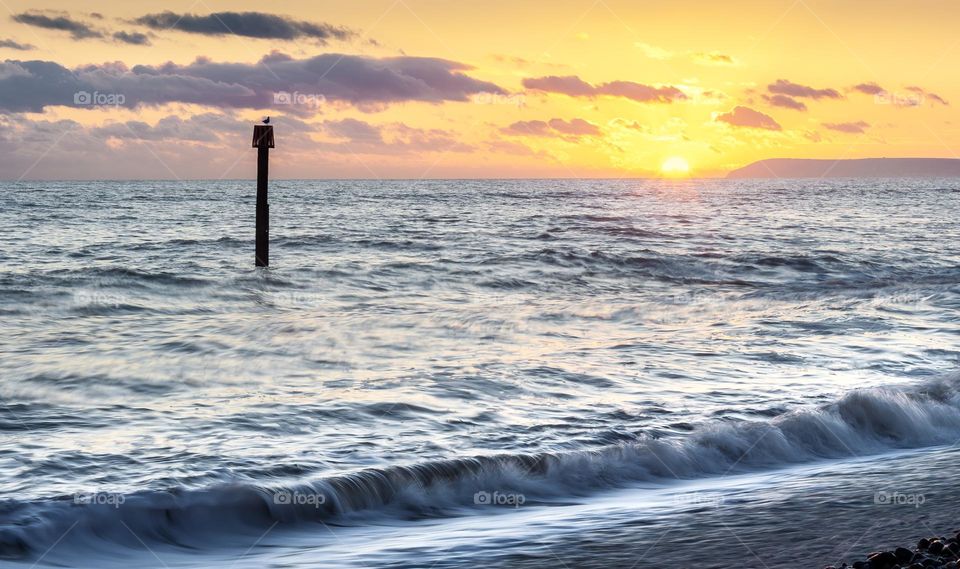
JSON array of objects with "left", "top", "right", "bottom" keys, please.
[{"left": 262, "top": 116, "right": 270, "bottom": 124}]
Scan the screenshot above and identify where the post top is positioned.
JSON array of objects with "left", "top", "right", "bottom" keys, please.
[{"left": 252, "top": 125, "right": 275, "bottom": 148}]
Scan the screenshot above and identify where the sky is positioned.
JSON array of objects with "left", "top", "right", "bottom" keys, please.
[{"left": 0, "top": 0, "right": 958, "bottom": 180}]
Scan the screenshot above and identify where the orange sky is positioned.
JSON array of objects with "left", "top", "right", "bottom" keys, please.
[{"left": 0, "top": 0, "right": 958, "bottom": 179}]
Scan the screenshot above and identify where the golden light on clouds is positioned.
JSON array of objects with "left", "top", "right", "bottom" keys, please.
[{"left": 0, "top": 0, "right": 957, "bottom": 179}]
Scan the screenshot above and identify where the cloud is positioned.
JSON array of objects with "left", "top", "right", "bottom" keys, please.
[
  {"left": 501, "top": 120, "right": 552, "bottom": 137},
  {"left": 548, "top": 118, "right": 600, "bottom": 136},
  {"left": 0, "top": 53, "right": 504, "bottom": 113},
  {"left": 763, "top": 94, "right": 806, "bottom": 111},
  {"left": 716, "top": 106, "right": 781, "bottom": 130},
  {"left": 822, "top": 120, "right": 869, "bottom": 134},
  {"left": 501, "top": 117, "right": 600, "bottom": 139},
  {"left": 0, "top": 39, "right": 34, "bottom": 50},
  {"left": 134, "top": 11, "right": 355, "bottom": 42},
  {"left": 906, "top": 85, "right": 949, "bottom": 106},
  {"left": 11, "top": 12, "right": 102, "bottom": 40},
  {"left": 523, "top": 75, "right": 685, "bottom": 103},
  {"left": 90, "top": 112, "right": 260, "bottom": 143},
  {"left": 320, "top": 118, "right": 473, "bottom": 154},
  {"left": 522, "top": 75, "right": 594, "bottom": 97},
  {"left": 596, "top": 81, "right": 686, "bottom": 103},
  {"left": 635, "top": 43, "right": 739, "bottom": 66},
  {"left": 852, "top": 82, "right": 884, "bottom": 95},
  {"left": 113, "top": 31, "right": 151, "bottom": 45},
  {"left": 323, "top": 118, "right": 384, "bottom": 144},
  {"left": 692, "top": 51, "right": 738, "bottom": 66},
  {"left": 634, "top": 42, "right": 673, "bottom": 60},
  {"left": 0, "top": 112, "right": 328, "bottom": 179},
  {"left": 0, "top": 62, "right": 30, "bottom": 80},
  {"left": 767, "top": 79, "right": 841, "bottom": 100}
]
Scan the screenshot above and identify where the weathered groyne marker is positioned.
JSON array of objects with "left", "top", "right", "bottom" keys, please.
[{"left": 252, "top": 124, "right": 274, "bottom": 267}]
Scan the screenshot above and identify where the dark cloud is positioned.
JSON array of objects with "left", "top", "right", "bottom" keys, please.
[
  {"left": 768, "top": 79, "right": 841, "bottom": 100},
  {"left": 763, "top": 94, "right": 806, "bottom": 111},
  {"left": 11, "top": 12, "right": 102, "bottom": 39},
  {"left": 134, "top": 11, "right": 354, "bottom": 42},
  {"left": 0, "top": 53, "right": 504, "bottom": 113},
  {"left": 0, "top": 39, "right": 34, "bottom": 50},
  {"left": 852, "top": 82, "right": 884, "bottom": 95},
  {"left": 823, "top": 121, "right": 869, "bottom": 134},
  {"left": 716, "top": 106, "right": 781, "bottom": 130},
  {"left": 501, "top": 117, "right": 600, "bottom": 138},
  {"left": 0, "top": 62, "right": 30, "bottom": 81},
  {"left": 523, "top": 75, "right": 685, "bottom": 103},
  {"left": 113, "top": 31, "right": 151, "bottom": 45}
]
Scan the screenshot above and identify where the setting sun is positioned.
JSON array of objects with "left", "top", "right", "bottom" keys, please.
[{"left": 660, "top": 157, "right": 691, "bottom": 176}]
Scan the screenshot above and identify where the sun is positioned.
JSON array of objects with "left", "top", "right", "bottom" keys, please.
[{"left": 660, "top": 156, "right": 691, "bottom": 177}]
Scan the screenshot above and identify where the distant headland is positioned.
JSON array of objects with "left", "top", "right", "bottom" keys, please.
[{"left": 727, "top": 158, "right": 960, "bottom": 179}]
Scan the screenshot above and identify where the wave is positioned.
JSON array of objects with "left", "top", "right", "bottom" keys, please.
[{"left": 3, "top": 375, "right": 960, "bottom": 559}]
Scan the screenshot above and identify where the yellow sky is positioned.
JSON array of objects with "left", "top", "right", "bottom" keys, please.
[{"left": 1, "top": 0, "right": 958, "bottom": 179}]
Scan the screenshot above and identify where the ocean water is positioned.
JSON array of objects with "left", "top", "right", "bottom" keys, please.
[{"left": 1, "top": 178, "right": 959, "bottom": 568}]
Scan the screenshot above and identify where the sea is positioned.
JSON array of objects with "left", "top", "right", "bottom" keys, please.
[{"left": 1, "top": 178, "right": 958, "bottom": 568}]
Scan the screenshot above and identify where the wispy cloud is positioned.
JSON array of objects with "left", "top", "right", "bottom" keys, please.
[
  {"left": 634, "top": 42, "right": 673, "bottom": 60},
  {"left": 691, "top": 51, "right": 740, "bottom": 66},
  {"left": 763, "top": 94, "right": 806, "bottom": 111},
  {"left": 501, "top": 117, "right": 601, "bottom": 139},
  {"left": 851, "top": 82, "right": 884, "bottom": 95},
  {"left": 906, "top": 86, "right": 949, "bottom": 106},
  {"left": 768, "top": 79, "right": 841, "bottom": 100},
  {"left": 523, "top": 75, "right": 685, "bottom": 104},
  {"left": 635, "top": 43, "right": 740, "bottom": 66},
  {"left": 716, "top": 106, "right": 781, "bottom": 130},
  {"left": 113, "top": 31, "right": 151, "bottom": 45},
  {"left": 11, "top": 12, "right": 101, "bottom": 39},
  {"left": 0, "top": 38, "right": 34, "bottom": 50},
  {"left": 823, "top": 120, "right": 869, "bottom": 134}
]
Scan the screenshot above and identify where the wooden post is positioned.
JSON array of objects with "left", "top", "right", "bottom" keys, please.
[{"left": 252, "top": 125, "right": 274, "bottom": 267}]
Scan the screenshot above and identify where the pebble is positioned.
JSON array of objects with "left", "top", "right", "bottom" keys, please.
[{"left": 832, "top": 533, "right": 960, "bottom": 569}]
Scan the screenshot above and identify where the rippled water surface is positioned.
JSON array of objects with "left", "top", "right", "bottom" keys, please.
[{"left": 1, "top": 178, "right": 959, "bottom": 567}]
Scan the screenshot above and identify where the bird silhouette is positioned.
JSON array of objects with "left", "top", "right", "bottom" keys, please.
[{"left": 262, "top": 117, "right": 270, "bottom": 124}]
